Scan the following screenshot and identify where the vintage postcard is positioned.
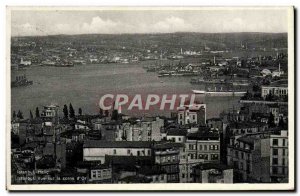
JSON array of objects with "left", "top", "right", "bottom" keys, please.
[{"left": 6, "top": 6, "right": 294, "bottom": 191}]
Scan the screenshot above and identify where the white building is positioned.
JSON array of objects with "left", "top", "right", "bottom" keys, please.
[
  {"left": 261, "top": 85, "right": 288, "bottom": 98},
  {"left": 178, "top": 104, "right": 206, "bottom": 126},
  {"left": 83, "top": 140, "right": 152, "bottom": 163}
]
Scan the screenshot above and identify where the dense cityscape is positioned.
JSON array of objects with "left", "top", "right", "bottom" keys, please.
[{"left": 11, "top": 32, "right": 289, "bottom": 184}]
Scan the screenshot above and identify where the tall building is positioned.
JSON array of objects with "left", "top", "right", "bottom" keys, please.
[
  {"left": 153, "top": 142, "right": 182, "bottom": 183},
  {"left": 227, "top": 133, "right": 271, "bottom": 182},
  {"left": 270, "top": 130, "right": 289, "bottom": 183},
  {"left": 179, "top": 127, "right": 220, "bottom": 183}
]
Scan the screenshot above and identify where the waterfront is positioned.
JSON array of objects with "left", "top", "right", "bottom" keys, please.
[{"left": 11, "top": 63, "right": 240, "bottom": 118}]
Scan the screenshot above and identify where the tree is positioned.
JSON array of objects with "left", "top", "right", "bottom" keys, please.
[
  {"left": 78, "top": 108, "right": 82, "bottom": 116},
  {"left": 12, "top": 111, "right": 16, "bottom": 119},
  {"left": 252, "top": 84, "right": 261, "bottom": 93},
  {"left": 104, "top": 110, "right": 109, "bottom": 117},
  {"left": 268, "top": 112, "right": 275, "bottom": 128},
  {"left": 111, "top": 109, "right": 119, "bottom": 121},
  {"left": 29, "top": 110, "right": 33, "bottom": 119},
  {"left": 35, "top": 107, "right": 40, "bottom": 118},
  {"left": 69, "top": 103, "right": 75, "bottom": 119},
  {"left": 17, "top": 110, "right": 23, "bottom": 119},
  {"left": 278, "top": 117, "right": 285, "bottom": 128},
  {"left": 265, "top": 93, "right": 275, "bottom": 101},
  {"left": 99, "top": 108, "right": 103, "bottom": 116},
  {"left": 63, "top": 104, "right": 68, "bottom": 119}
]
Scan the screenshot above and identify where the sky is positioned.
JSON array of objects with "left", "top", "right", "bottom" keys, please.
[{"left": 10, "top": 8, "right": 289, "bottom": 36}]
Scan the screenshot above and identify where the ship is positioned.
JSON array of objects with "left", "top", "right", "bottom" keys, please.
[
  {"left": 11, "top": 74, "right": 33, "bottom": 88},
  {"left": 41, "top": 60, "right": 74, "bottom": 67},
  {"left": 193, "top": 86, "right": 247, "bottom": 96},
  {"left": 192, "top": 90, "right": 246, "bottom": 96}
]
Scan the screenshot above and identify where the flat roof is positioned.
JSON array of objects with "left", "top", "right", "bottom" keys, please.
[{"left": 83, "top": 140, "right": 152, "bottom": 148}]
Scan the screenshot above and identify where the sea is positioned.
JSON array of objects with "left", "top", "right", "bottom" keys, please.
[{"left": 11, "top": 63, "right": 240, "bottom": 119}]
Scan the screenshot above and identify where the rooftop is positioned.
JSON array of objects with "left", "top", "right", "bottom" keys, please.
[
  {"left": 83, "top": 140, "right": 152, "bottom": 148},
  {"left": 193, "top": 163, "right": 232, "bottom": 171},
  {"left": 167, "top": 128, "right": 187, "bottom": 136},
  {"left": 237, "top": 133, "right": 270, "bottom": 145}
]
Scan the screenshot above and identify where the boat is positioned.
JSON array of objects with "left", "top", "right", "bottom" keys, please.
[
  {"left": 11, "top": 74, "right": 33, "bottom": 88},
  {"left": 55, "top": 61, "right": 74, "bottom": 67},
  {"left": 192, "top": 90, "right": 246, "bottom": 96}
]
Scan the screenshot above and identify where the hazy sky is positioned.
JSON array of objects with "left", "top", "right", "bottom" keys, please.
[{"left": 11, "top": 8, "right": 288, "bottom": 36}]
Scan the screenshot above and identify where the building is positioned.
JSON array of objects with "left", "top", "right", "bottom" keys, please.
[
  {"left": 178, "top": 104, "right": 206, "bottom": 126},
  {"left": 270, "top": 130, "right": 289, "bottom": 183},
  {"left": 207, "top": 118, "right": 223, "bottom": 131},
  {"left": 122, "top": 117, "right": 164, "bottom": 142},
  {"left": 261, "top": 85, "right": 288, "bottom": 98},
  {"left": 83, "top": 140, "right": 152, "bottom": 163},
  {"left": 89, "top": 165, "right": 112, "bottom": 183},
  {"left": 185, "top": 128, "right": 220, "bottom": 163},
  {"left": 153, "top": 142, "right": 182, "bottom": 183},
  {"left": 179, "top": 128, "right": 220, "bottom": 183},
  {"left": 166, "top": 128, "right": 187, "bottom": 143},
  {"left": 40, "top": 104, "right": 59, "bottom": 124},
  {"left": 227, "top": 133, "right": 271, "bottom": 182},
  {"left": 191, "top": 163, "right": 233, "bottom": 183}
]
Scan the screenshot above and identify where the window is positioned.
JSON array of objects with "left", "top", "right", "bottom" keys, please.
[
  {"left": 182, "top": 174, "right": 185, "bottom": 178},
  {"left": 273, "top": 158, "right": 278, "bottom": 165},
  {"left": 204, "top": 145, "right": 207, "bottom": 151},
  {"left": 97, "top": 170, "right": 101, "bottom": 178},
  {"left": 273, "top": 139, "right": 278, "bottom": 146},
  {"left": 282, "top": 139, "right": 286, "bottom": 146},
  {"left": 127, "top": 149, "right": 131, "bottom": 155},
  {"left": 282, "top": 158, "right": 285, "bottom": 166},
  {"left": 113, "top": 149, "right": 116, "bottom": 155},
  {"left": 92, "top": 171, "right": 97, "bottom": 178},
  {"left": 137, "top": 151, "right": 140, "bottom": 156},
  {"left": 178, "top": 137, "right": 181, "bottom": 142},
  {"left": 210, "top": 145, "right": 214, "bottom": 150},
  {"left": 273, "top": 149, "right": 278, "bottom": 156},
  {"left": 246, "top": 163, "right": 250, "bottom": 174},
  {"left": 199, "top": 145, "right": 202, "bottom": 151},
  {"left": 161, "top": 175, "right": 164, "bottom": 180},
  {"left": 211, "top": 154, "right": 219, "bottom": 160},
  {"left": 272, "top": 167, "right": 278, "bottom": 174},
  {"left": 148, "top": 150, "right": 151, "bottom": 155},
  {"left": 282, "top": 149, "right": 286, "bottom": 156}
]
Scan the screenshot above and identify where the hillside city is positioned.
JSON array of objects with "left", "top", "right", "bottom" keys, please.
[{"left": 11, "top": 33, "right": 288, "bottom": 184}]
